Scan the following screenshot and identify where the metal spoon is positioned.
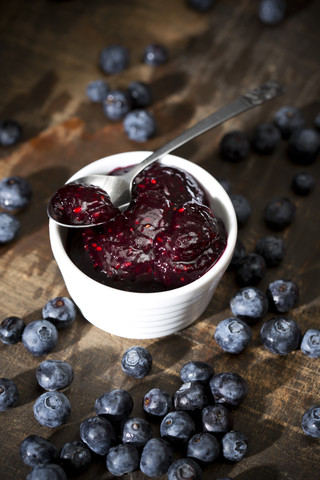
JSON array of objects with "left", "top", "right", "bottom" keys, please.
[{"left": 48, "top": 80, "right": 284, "bottom": 227}]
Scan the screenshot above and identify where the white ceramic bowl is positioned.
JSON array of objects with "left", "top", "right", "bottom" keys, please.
[{"left": 49, "top": 151, "right": 237, "bottom": 339}]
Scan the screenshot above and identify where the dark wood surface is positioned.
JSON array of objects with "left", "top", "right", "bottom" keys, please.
[{"left": 1, "top": 1, "right": 320, "bottom": 479}]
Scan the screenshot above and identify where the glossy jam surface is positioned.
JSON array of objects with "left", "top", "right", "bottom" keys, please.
[{"left": 66, "top": 164, "right": 227, "bottom": 292}]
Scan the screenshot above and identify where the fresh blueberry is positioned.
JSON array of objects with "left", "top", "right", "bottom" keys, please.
[
  {"left": 59, "top": 440, "right": 92, "bottom": 476},
  {"left": 143, "top": 387, "right": 172, "bottom": 418},
  {"left": 273, "top": 105, "right": 305, "bottom": 139},
  {"left": 36, "top": 359, "right": 74, "bottom": 391},
  {"left": 229, "top": 193, "right": 251, "bottom": 228},
  {"left": 220, "top": 130, "right": 250, "bottom": 162},
  {"left": 160, "top": 410, "right": 196, "bottom": 445},
  {"left": 174, "top": 381, "right": 208, "bottom": 411},
  {"left": 214, "top": 317, "right": 252, "bottom": 354},
  {"left": 180, "top": 361, "right": 214, "bottom": 385},
  {"left": 230, "top": 286, "right": 269, "bottom": 324},
  {"left": 222, "top": 430, "right": 248, "bottom": 462},
  {"left": 292, "top": 172, "right": 315, "bottom": 196},
  {"left": 266, "top": 279, "right": 299, "bottom": 313},
  {"left": 26, "top": 464, "right": 67, "bottom": 480},
  {"left": 301, "top": 329, "right": 320, "bottom": 358},
  {"left": 80, "top": 416, "right": 117, "bottom": 455},
  {"left": 187, "top": 432, "right": 220, "bottom": 464},
  {"left": 251, "top": 122, "right": 281, "bottom": 154},
  {"left": 33, "top": 391, "right": 71, "bottom": 427},
  {"left": 99, "top": 44, "right": 129, "bottom": 74},
  {"left": 140, "top": 437, "right": 174, "bottom": 476},
  {"left": 123, "top": 109, "right": 156, "bottom": 142},
  {"left": 254, "top": 235, "right": 285, "bottom": 267},
  {"left": 167, "top": 457, "right": 203, "bottom": 480},
  {"left": 143, "top": 44, "right": 168, "bottom": 66},
  {"left": 301, "top": 406, "right": 320, "bottom": 438},
  {"left": 106, "top": 443, "right": 139, "bottom": 476},
  {"left": 95, "top": 388, "right": 133, "bottom": 422},
  {"left": 0, "top": 175, "right": 32, "bottom": 211},
  {"left": 0, "top": 315, "right": 25, "bottom": 344},
  {"left": 22, "top": 320, "right": 58, "bottom": 356},
  {"left": 209, "top": 372, "right": 248, "bottom": 408},
  {"left": 102, "top": 89, "right": 132, "bottom": 120},
  {"left": 202, "top": 404, "right": 233, "bottom": 433},
  {"left": 127, "top": 81, "right": 152, "bottom": 108},
  {"left": 288, "top": 128, "right": 320, "bottom": 165},
  {"left": 260, "top": 316, "right": 302, "bottom": 354},
  {"left": 0, "top": 119, "right": 22, "bottom": 146},
  {"left": 86, "top": 79, "right": 109, "bottom": 102},
  {"left": 264, "top": 197, "right": 296, "bottom": 230},
  {"left": 187, "top": 0, "right": 216, "bottom": 12},
  {"left": 121, "top": 417, "right": 153, "bottom": 448},
  {"left": 42, "top": 296, "right": 77, "bottom": 329},
  {"left": 20, "top": 435, "right": 58, "bottom": 467},
  {"left": 235, "top": 253, "right": 267, "bottom": 286},
  {"left": 258, "top": 0, "right": 287, "bottom": 25},
  {"left": 218, "top": 178, "right": 232, "bottom": 194},
  {"left": 0, "top": 377, "right": 19, "bottom": 411},
  {"left": 0, "top": 212, "right": 20, "bottom": 244},
  {"left": 228, "top": 237, "right": 246, "bottom": 270},
  {"left": 121, "top": 345, "right": 152, "bottom": 378}
]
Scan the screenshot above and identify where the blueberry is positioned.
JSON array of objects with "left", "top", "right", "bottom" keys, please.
[
  {"left": 127, "top": 81, "right": 152, "bottom": 108},
  {"left": 187, "top": 432, "right": 220, "bottom": 463},
  {"left": 143, "top": 387, "right": 172, "bottom": 418},
  {"left": 0, "top": 175, "right": 32, "bottom": 211},
  {"left": 0, "top": 119, "right": 22, "bottom": 146},
  {"left": 122, "top": 417, "right": 153, "bottom": 448},
  {"left": 0, "top": 315, "right": 25, "bottom": 344},
  {"left": 0, "top": 212, "right": 20, "bottom": 244},
  {"left": 33, "top": 391, "right": 71, "bottom": 427},
  {"left": 20, "top": 435, "right": 58, "bottom": 467},
  {"left": 140, "top": 437, "right": 174, "bottom": 477},
  {"left": 123, "top": 109, "right": 156, "bottom": 142},
  {"left": 167, "top": 457, "right": 203, "bottom": 480},
  {"left": 254, "top": 235, "right": 285, "bottom": 267},
  {"left": 26, "top": 464, "right": 67, "bottom": 480},
  {"left": 292, "top": 172, "right": 315, "bottom": 195},
  {"left": 301, "top": 329, "right": 320, "bottom": 358},
  {"left": 36, "top": 359, "right": 74, "bottom": 391},
  {"left": 202, "top": 404, "right": 233, "bottom": 433},
  {"left": 235, "top": 253, "right": 267, "bottom": 286},
  {"left": 86, "top": 79, "right": 109, "bottom": 102},
  {"left": 252, "top": 122, "right": 281, "bottom": 154},
  {"left": 228, "top": 238, "right": 246, "bottom": 270},
  {"left": 102, "top": 89, "right": 132, "bottom": 120},
  {"left": 0, "top": 377, "right": 19, "bottom": 411},
  {"left": 230, "top": 286, "right": 269, "bottom": 324},
  {"left": 221, "top": 430, "right": 248, "bottom": 462},
  {"left": 260, "top": 316, "right": 302, "bottom": 354},
  {"left": 42, "top": 296, "right": 77, "bottom": 329},
  {"left": 301, "top": 406, "right": 320, "bottom": 438},
  {"left": 187, "top": 0, "right": 216, "bottom": 12},
  {"left": 264, "top": 197, "right": 296, "bottom": 230},
  {"left": 214, "top": 317, "right": 252, "bottom": 354},
  {"left": 209, "top": 372, "right": 248, "bottom": 408},
  {"left": 80, "top": 416, "right": 116, "bottom": 455},
  {"left": 174, "top": 381, "right": 208, "bottom": 411},
  {"left": 218, "top": 178, "right": 232, "bottom": 194},
  {"left": 99, "top": 44, "right": 129, "bottom": 74},
  {"left": 143, "top": 44, "right": 168, "bottom": 66},
  {"left": 273, "top": 106, "right": 305, "bottom": 139},
  {"left": 180, "top": 361, "right": 214, "bottom": 385},
  {"left": 160, "top": 411, "right": 196, "bottom": 445},
  {"left": 106, "top": 443, "right": 139, "bottom": 476},
  {"left": 258, "top": 0, "right": 287, "bottom": 25},
  {"left": 121, "top": 345, "right": 152, "bottom": 378},
  {"left": 266, "top": 279, "right": 299, "bottom": 313},
  {"left": 95, "top": 388, "right": 133, "bottom": 422},
  {"left": 59, "top": 440, "right": 92, "bottom": 476},
  {"left": 229, "top": 193, "right": 251, "bottom": 228},
  {"left": 220, "top": 130, "right": 250, "bottom": 162},
  {"left": 288, "top": 128, "right": 320, "bottom": 165},
  {"left": 22, "top": 320, "right": 58, "bottom": 356}
]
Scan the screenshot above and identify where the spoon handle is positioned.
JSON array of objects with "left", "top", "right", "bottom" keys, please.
[{"left": 124, "top": 80, "right": 285, "bottom": 181}]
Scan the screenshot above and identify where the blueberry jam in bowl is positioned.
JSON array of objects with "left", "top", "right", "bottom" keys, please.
[{"left": 49, "top": 152, "right": 237, "bottom": 339}]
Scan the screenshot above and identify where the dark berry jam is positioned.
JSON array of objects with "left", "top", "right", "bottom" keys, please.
[{"left": 65, "top": 164, "right": 227, "bottom": 292}]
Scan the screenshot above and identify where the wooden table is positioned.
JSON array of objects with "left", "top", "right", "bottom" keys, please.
[{"left": 1, "top": 1, "right": 320, "bottom": 478}]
